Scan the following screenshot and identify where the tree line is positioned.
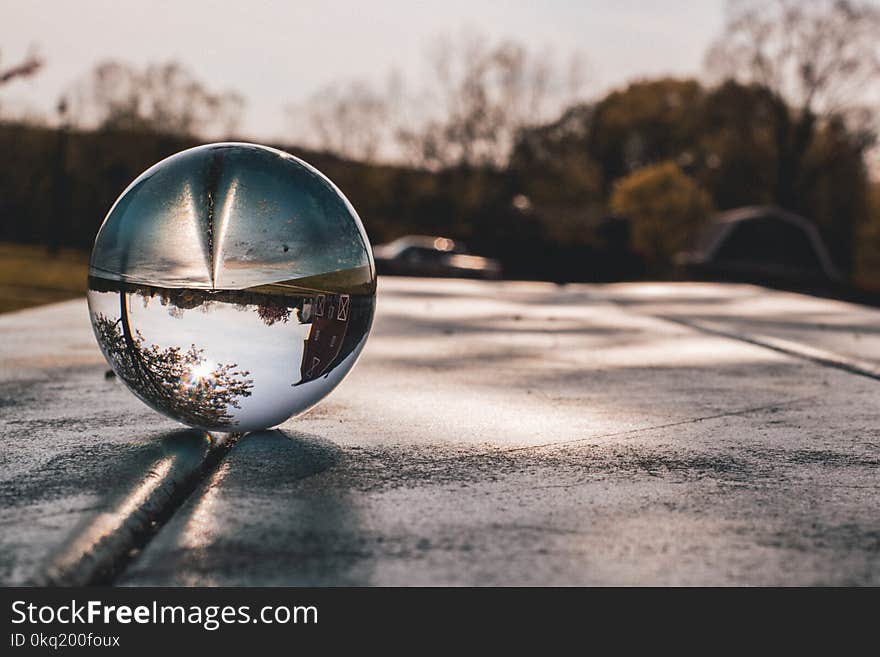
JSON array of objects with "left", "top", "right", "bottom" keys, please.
[{"left": 1, "top": 0, "right": 879, "bottom": 284}]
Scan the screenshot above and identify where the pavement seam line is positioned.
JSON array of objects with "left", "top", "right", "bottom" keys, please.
[
  {"left": 28, "top": 432, "right": 241, "bottom": 587},
  {"left": 655, "top": 314, "right": 880, "bottom": 382}
]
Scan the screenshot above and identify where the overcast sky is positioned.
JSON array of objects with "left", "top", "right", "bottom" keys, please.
[{"left": 2, "top": 0, "right": 726, "bottom": 141}]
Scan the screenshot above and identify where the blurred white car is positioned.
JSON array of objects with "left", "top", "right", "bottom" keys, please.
[{"left": 373, "top": 235, "right": 502, "bottom": 280}]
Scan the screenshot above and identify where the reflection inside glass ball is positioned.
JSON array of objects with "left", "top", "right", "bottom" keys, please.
[{"left": 87, "top": 143, "right": 376, "bottom": 432}]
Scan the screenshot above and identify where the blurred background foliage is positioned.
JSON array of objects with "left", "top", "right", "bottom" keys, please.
[
  {"left": 1, "top": 0, "right": 879, "bottom": 305},
  {"left": 611, "top": 161, "right": 714, "bottom": 275}
]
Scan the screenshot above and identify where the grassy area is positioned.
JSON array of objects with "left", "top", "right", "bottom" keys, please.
[{"left": 0, "top": 242, "right": 89, "bottom": 313}]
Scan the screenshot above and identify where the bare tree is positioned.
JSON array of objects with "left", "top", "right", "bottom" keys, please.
[
  {"left": 288, "top": 79, "right": 391, "bottom": 162},
  {"left": 288, "top": 33, "right": 589, "bottom": 168},
  {"left": 94, "top": 309, "right": 253, "bottom": 428},
  {"left": 70, "top": 60, "right": 244, "bottom": 138},
  {"left": 0, "top": 47, "right": 43, "bottom": 119},
  {"left": 399, "top": 33, "right": 590, "bottom": 169},
  {"left": 706, "top": 0, "right": 880, "bottom": 208},
  {"left": 0, "top": 48, "right": 43, "bottom": 86}
]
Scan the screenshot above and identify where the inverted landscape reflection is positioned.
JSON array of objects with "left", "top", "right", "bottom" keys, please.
[{"left": 88, "top": 143, "right": 376, "bottom": 432}]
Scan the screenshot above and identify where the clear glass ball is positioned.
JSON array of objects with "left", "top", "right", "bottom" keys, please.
[{"left": 87, "top": 143, "right": 376, "bottom": 432}]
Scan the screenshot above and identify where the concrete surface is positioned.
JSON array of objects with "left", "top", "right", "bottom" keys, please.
[
  {"left": 2, "top": 279, "right": 879, "bottom": 585},
  {"left": 602, "top": 282, "right": 880, "bottom": 377},
  {"left": 0, "top": 302, "right": 217, "bottom": 584}
]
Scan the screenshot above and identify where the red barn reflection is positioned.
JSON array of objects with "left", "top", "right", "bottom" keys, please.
[{"left": 299, "top": 293, "right": 350, "bottom": 383}]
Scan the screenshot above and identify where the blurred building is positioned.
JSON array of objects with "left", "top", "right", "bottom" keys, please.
[{"left": 677, "top": 206, "right": 842, "bottom": 289}]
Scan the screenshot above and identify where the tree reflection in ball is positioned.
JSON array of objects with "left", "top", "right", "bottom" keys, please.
[{"left": 87, "top": 143, "right": 376, "bottom": 432}]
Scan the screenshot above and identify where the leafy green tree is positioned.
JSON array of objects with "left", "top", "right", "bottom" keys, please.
[
  {"left": 696, "top": 80, "right": 779, "bottom": 209},
  {"left": 852, "top": 180, "right": 880, "bottom": 285},
  {"left": 588, "top": 79, "right": 704, "bottom": 195},
  {"left": 510, "top": 103, "right": 604, "bottom": 208},
  {"left": 611, "top": 161, "right": 713, "bottom": 275},
  {"left": 706, "top": 0, "right": 880, "bottom": 213}
]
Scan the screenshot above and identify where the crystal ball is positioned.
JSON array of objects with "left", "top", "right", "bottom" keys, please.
[{"left": 87, "top": 143, "right": 376, "bottom": 432}]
